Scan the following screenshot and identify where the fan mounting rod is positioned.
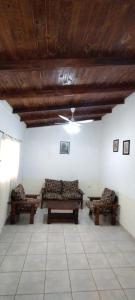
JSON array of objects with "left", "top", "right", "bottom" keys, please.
[{"left": 71, "top": 107, "right": 75, "bottom": 114}]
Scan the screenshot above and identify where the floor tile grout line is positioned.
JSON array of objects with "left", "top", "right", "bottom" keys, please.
[
  {"left": 104, "top": 254, "right": 129, "bottom": 300},
  {"left": 1, "top": 208, "right": 135, "bottom": 298},
  {"left": 84, "top": 243, "right": 102, "bottom": 300},
  {"left": 64, "top": 228, "right": 73, "bottom": 300},
  {"left": 14, "top": 231, "right": 33, "bottom": 297}
]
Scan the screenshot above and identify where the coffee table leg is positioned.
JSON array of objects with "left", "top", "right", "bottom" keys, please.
[
  {"left": 48, "top": 208, "right": 51, "bottom": 224},
  {"left": 74, "top": 209, "right": 78, "bottom": 224}
]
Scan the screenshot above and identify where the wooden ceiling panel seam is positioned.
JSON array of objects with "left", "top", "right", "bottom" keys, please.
[
  {"left": 13, "top": 99, "right": 125, "bottom": 114},
  {"left": 0, "top": 1, "right": 134, "bottom": 125}
]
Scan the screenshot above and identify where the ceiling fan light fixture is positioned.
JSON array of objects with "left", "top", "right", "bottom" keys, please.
[
  {"left": 64, "top": 122, "right": 80, "bottom": 134},
  {"left": 78, "top": 119, "right": 94, "bottom": 124}
]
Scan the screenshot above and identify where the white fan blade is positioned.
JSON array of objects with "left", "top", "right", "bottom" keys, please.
[
  {"left": 59, "top": 115, "right": 70, "bottom": 122},
  {"left": 77, "top": 120, "right": 93, "bottom": 124}
]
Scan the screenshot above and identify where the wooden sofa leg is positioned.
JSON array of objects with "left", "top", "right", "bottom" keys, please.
[
  {"left": 10, "top": 203, "right": 16, "bottom": 224},
  {"left": 111, "top": 206, "right": 116, "bottom": 225},
  {"left": 89, "top": 209, "right": 92, "bottom": 216},
  {"left": 95, "top": 207, "right": 99, "bottom": 225},
  {"left": 81, "top": 200, "right": 83, "bottom": 209},
  {"left": 30, "top": 206, "right": 35, "bottom": 224},
  {"left": 41, "top": 198, "right": 44, "bottom": 209}
]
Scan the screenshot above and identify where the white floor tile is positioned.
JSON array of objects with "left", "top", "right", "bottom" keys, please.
[
  {"left": 87, "top": 253, "right": 110, "bottom": 269},
  {"left": 46, "top": 254, "right": 67, "bottom": 270},
  {"left": 114, "top": 268, "right": 135, "bottom": 288},
  {"left": 0, "top": 272, "right": 20, "bottom": 295},
  {"left": 124, "top": 289, "right": 135, "bottom": 300},
  {"left": 0, "top": 297, "right": 14, "bottom": 300},
  {"left": 28, "top": 242, "right": 47, "bottom": 254},
  {"left": 47, "top": 242, "right": 66, "bottom": 254},
  {"left": 45, "top": 270, "right": 70, "bottom": 293},
  {"left": 83, "top": 242, "right": 102, "bottom": 253},
  {"left": 92, "top": 269, "right": 121, "bottom": 290},
  {"left": 67, "top": 254, "right": 89, "bottom": 269},
  {"left": 0, "top": 255, "right": 25, "bottom": 272},
  {"left": 66, "top": 242, "right": 84, "bottom": 254},
  {"left": 23, "top": 254, "right": 46, "bottom": 271},
  {"left": 105, "top": 252, "right": 130, "bottom": 267},
  {"left": 44, "top": 293, "right": 72, "bottom": 300},
  {"left": 69, "top": 270, "right": 96, "bottom": 292},
  {"left": 17, "top": 271, "right": 45, "bottom": 294},
  {"left": 72, "top": 291, "right": 100, "bottom": 300},
  {"left": 7, "top": 243, "right": 29, "bottom": 256},
  {"left": 15, "top": 296, "right": 44, "bottom": 300},
  {"left": 99, "top": 290, "right": 127, "bottom": 300}
]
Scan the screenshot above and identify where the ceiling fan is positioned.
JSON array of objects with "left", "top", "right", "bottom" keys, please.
[{"left": 57, "top": 108, "right": 93, "bottom": 125}]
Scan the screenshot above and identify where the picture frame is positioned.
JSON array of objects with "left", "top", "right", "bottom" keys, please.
[
  {"left": 123, "top": 140, "right": 130, "bottom": 155},
  {"left": 113, "top": 139, "right": 119, "bottom": 152},
  {"left": 60, "top": 141, "right": 70, "bottom": 154}
]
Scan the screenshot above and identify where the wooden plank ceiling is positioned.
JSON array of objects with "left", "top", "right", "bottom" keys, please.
[{"left": 0, "top": 0, "right": 135, "bottom": 128}]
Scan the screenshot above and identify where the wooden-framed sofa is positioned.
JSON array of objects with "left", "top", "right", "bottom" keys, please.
[
  {"left": 87, "top": 188, "right": 118, "bottom": 225},
  {"left": 41, "top": 179, "right": 84, "bottom": 209},
  {"left": 10, "top": 184, "right": 41, "bottom": 224}
]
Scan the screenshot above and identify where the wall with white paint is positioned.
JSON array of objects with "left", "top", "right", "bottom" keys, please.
[
  {"left": 101, "top": 94, "right": 135, "bottom": 237},
  {"left": 0, "top": 101, "right": 25, "bottom": 230},
  {"left": 0, "top": 101, "right": 25, "bottom": 141},
  {"left": 22, "top": 122, "right": 102, "bottom": 198}
]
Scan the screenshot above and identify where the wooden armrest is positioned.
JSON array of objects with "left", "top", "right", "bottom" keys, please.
[
  {"left": 12, "top": 199, "right": 40, "bottom": 205},
  {"left": 89, "top": 196, "right": 101, "bottom": 201},
  {"left": 26, "top": 194, "right": 39, "bottom": 198},
  {"left": 78, "top": 189, "right": 84, "bottom": 195}
]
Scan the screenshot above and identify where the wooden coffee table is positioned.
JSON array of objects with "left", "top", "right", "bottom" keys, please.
[{"left": 46, "top": 200, "right": 79, "bottom": 224}]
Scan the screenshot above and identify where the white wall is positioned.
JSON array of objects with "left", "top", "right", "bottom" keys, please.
[
  {"left": 0, "top": 101, "right": 25, "bottom": 141},
  {"left": 0, "top": 101, "right": 26, "bottom": 182},
  {"left": 0, "top": 101, "right": 25, "bottom": 230},
  {"left": 22, "top": 122, "right": 102, "bottom": 198},
  {"left": 101, "top": 94, "right": 135, "bottom": 238}
]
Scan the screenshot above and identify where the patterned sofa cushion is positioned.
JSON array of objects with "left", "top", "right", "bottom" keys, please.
[
  {"left": 101, "top": 188, "right": 115, "bottom": 205},
  {"left": 45, "top": 179, "right": 62, "bottom": 193},
  {"left": 11, "top": 184, "right": 25, "bottom": 201},
  {"left": 62, "top": 180, "right": 78, "bottom": 193},
  {"left": 62, "top": 191, "right": 82, "bottom": 200},
  {"left": 45, "top": 192, "right": 62, "bottom": 200}
]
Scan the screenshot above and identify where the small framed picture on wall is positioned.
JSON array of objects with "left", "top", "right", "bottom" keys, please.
[
  {"left": 113, "top": 139, "right": 119, "bottom": 152},
  {"left": 123, "top": 140, "right": 130, "bottom": 155},
  {"left": 60, "top": 141, "right": 70, "bottom": 154}
]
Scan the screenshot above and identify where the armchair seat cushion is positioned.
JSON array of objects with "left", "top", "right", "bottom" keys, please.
[
  {"left": 62, "top": 191, "right": 82, "bottom": 200},
  {"left": 45, "top": 192, "right": 62, "bottom": 200}
]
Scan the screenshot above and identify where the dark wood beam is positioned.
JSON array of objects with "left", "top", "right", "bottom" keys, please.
[
  {"left": 15, "top": 98, "right": 124, "bottom": 114},
  {"left": 0, "top": 58, "right": 135, "bottom": 72},
  {"left": 26, "top": 116, "right": 102, "bottom": 128},
  {"left": 26, "top": 114, "right": 104, "bottom": 124},
  {"left": 20, "top": 107, "right": 112, "bottom": 121},
  {"left": 0, "top": 83, "right": 135, "bottom": 100}
]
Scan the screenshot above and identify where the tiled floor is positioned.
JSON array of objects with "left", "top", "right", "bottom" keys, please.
[{"left": 0, "top": 207, "right": 135, "bottom": 299}]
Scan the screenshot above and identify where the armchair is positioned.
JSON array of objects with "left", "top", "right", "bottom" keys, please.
[
  {"left": 87, "top": 188, "right": 118, "bottom": 225},
  {"left": 10, "top": 184, "right": 40, "bottom": 224}
]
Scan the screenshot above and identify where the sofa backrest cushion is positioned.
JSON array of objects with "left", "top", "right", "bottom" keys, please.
[
  {"left": 11, "top": 184, "right": 25, "bottom": 201},
  {"left": 101, "top": 188, "right": 115, "bottom": 205},
  {"left": 62, "top": 180, "right": 78, "bottom": 193},
  {"left": 45, "top": 179, "right": 62, "bottom": 193}
]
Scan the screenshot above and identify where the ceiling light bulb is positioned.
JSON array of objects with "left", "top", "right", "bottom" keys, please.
[{"left": 64, "top": 123, "right": 80, "bottom": 134}]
